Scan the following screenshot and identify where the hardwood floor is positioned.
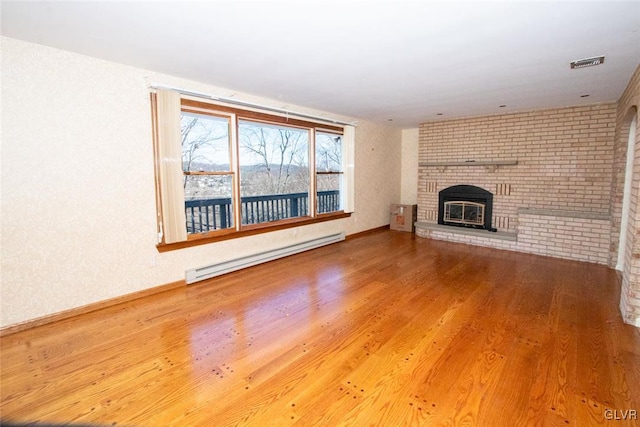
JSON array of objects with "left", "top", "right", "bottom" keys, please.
[{"left": 1, "top": 230, "right": 639, "bottom": 426}]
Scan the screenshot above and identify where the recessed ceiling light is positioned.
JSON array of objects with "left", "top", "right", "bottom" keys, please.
[{"left": 570, "top": 56, "right": 605, "bottom": 69}]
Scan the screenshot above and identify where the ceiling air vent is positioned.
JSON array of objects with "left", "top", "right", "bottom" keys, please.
[{"left": 570, "top": 56, "right": 605, "bottom": 69}]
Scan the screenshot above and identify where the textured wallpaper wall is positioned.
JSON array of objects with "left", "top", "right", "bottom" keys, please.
[{"left": 0, "top": 37, "right": 402, "bottom": 328}]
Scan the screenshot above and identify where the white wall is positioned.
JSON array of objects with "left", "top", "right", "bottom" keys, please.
[
  {"left": 400, "top": 128, "right": 419, "bottom": 204},
  {"left": 0, "top": 37, "right": 402, "bottom": 328}
]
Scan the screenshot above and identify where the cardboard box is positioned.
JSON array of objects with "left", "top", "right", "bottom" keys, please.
[{"left": 390, "top": 204, "right": 417, "bottom": 232}]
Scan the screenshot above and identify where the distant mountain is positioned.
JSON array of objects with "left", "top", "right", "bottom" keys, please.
[{"left": 185, "top": 162, "right": 309, "bottom": 174}]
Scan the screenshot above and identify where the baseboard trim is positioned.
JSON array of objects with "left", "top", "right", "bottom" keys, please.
[
  {"left": 1, "top": 226, "right": 391, "bottom": 337},
  {"left": 0, "top": 280, "right": 186, "bottom": 337},
  {"left": 346, "top": 224, "right": 390, "bottom": 240}
]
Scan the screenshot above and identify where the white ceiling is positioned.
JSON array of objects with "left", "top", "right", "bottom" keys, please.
[{"left": 2, "top": 1, "right": 639, "bottom": 128}]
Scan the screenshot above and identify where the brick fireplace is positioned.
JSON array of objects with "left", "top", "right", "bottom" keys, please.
[{"left": 415, "top": 103, "right": 616, "bottom": 265}]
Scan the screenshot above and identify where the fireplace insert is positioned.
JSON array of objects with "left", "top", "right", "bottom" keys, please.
[{"left": 438, "top": 185, "right": 496, "bottom": 231}]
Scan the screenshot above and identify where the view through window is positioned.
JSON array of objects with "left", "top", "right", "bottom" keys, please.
[
  {"left": 238, "top": 120, "right": 310, "bottom": 224},
  {"left": 181, "top": 112, "right": 234, "bottom": 233},
  {"left": 164, "top": 97, "right": 349, "bottom": 241},
  {"left": 316, "top": 132, "right": 343, "bottom": 214}
]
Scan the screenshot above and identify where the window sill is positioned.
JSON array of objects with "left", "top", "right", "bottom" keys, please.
[{"left": 156, "top": 212, "right": 351, "bottom": 252}]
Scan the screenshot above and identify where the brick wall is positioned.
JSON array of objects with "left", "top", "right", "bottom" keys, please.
[
  {"left": 417, "top": 103, "right": 616, "bottom": 265},
  {"left": 614, "top": 65, "right": 640, "bottom": 326},
  {"left": 516, "top": 210, "right": 610, "bottom": 264}
]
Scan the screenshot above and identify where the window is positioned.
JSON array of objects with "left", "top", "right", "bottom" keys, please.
[
  {"left": 316, "top": 131, "right": 343, "bottom": 214},
  {"left": 152, "top": 90, "right": 354, "bottom": 249},
  {"left": 238, "top": 120, "right": 310, "bottom": 225},
  {"left": 182, "top": 112, "right": 234, "bottom": 233}
]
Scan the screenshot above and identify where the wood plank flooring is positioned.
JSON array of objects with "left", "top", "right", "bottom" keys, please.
[{"left": 1, "top": 230, "right": 639, "bottom": 426}]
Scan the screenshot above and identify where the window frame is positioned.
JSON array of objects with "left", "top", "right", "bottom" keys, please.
[
  {"left": 181, "top": 109, "right": 236, "bottom": 235},
  {"left": 236, "top": 118, "right": 313, "bottom": 227},
  {"left": 152, "top": 94, "right": 352, "bottom": 252},
  {"left": 315, "top": 129, "right": 344, "bottom": 215}
]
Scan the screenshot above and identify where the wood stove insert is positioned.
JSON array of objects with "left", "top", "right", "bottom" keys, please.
[{"left": 438, "top": 185, "right": 496, "bottom": 231}]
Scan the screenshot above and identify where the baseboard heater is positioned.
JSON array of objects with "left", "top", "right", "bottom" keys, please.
[{"left": 185, "top": 232, "right": 346, "bottom": 284}]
